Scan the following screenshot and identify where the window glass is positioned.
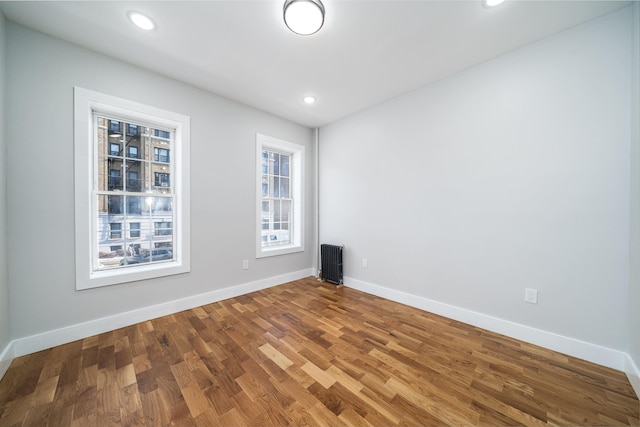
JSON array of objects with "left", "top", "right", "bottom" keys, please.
[
  {"left": 96, "top": 115, "right": 177, "bottom": 271},
  {"left": 257, "top": 134, "right": 303, "bottom": 257}
]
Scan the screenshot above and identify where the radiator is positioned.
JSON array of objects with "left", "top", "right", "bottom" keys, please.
[{"left": 321, "top": 244, "right": 344, "bottom": 285}]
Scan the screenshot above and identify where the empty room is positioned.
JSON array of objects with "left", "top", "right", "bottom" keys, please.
[{"left": 0, "top": 0, "right": 639, "bottom": 425}]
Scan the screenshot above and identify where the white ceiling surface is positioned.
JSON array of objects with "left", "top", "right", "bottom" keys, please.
[{"left": 0, "top": 1, "right": 631, "bottom": 128}]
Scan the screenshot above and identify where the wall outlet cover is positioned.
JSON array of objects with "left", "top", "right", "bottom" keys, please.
[{"left": 525, "top": 288, "right": 538, "bottom": 304}]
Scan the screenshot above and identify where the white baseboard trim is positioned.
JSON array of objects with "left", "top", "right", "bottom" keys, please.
[
  {"left": 10, "top": 268, "right": 315, "bottom": 359},
  {"left": 345, "top": 276, "right": 629, "bottom": 373},
  {"left": 625, "top": 353, "right": 640, "bottom": 400},
  {"left": 3, "top": 269, "right": 636, "bottom": 401},
  {"left": 0, "top": 340, "right": 15, "bottom": 381}
]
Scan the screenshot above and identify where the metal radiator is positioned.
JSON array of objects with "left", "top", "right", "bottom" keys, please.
[{"left": 321, "top": 244, "right": 343, "bottom": 285}]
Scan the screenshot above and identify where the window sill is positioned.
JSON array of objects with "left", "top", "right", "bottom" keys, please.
[
  {"left": 78, "top": 260, "right": 189, "bottom": 290},
  {"left": 257, "top": 244, "right": 303, "bottom": 259}
]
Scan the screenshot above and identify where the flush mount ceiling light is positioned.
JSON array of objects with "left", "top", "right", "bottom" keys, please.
[
  {"left": 128, "top": 11, "right": 155, "bottom": 31},
  {"left": 303, "top": 96, "right": 316, "bottom": 104},
  {"left": 484, "top": 0, "right": 507, "bottom": 7},
  {"left": 283, "top": 0, "right": 325, "bottom": 35}
]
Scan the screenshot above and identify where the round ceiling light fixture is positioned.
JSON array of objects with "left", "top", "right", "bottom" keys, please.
[
  {"left": 483, "top": 0, "right": 506, "bottom": 7},
  {"left": 128, "top": 11, "right": 155, "bottom": 31},
  {"left": 303, "top": 96, "right": 316, "bottom": 104},
  {"left": 283, "top": 0, "right": 325, "bottom": 35}
]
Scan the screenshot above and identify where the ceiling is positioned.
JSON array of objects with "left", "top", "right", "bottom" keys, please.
[{"left": 0, "top": 1, "right": 631, "bottom": 128}]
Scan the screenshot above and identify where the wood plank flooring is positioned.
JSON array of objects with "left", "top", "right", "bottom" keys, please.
[{"left": 0, "top": 277, "right": 638, "bottom": 426}]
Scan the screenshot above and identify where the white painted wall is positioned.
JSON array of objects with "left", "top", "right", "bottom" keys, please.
[
  {"left": 5, "top": 23, "right": 315, "bottom": 340},
  {"left": 320, "top": 7, "right": 633, "bottom": 351},
  {"left": 0, "top": 12, "right": 10, "bottom": 360}
]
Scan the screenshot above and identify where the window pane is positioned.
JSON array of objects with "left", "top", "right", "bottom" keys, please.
[
  {"left": 282, "top": 200, "right": 291, "bottom": 222},
  {"left": 107, "top": 195, "right": 123, "bottom": 214},
  {"left": 129, "top": 222, "right": 140, "bottom": 238},
  {"left": 281, "top": 155, "right": 290, "bottom": 177},
  {"left": 273, "top": 177, "right": 280, "bottom": 198},
  {"left": 126, "top": 161, "right": 143, "bottom": 192},
  {"left": 274, "top": 200, "right": 281, "bottom": 222},
  {"left": 279, "top": 177, "right": 290, "bottom": 198},
  {"left": 152, "top": 196, "right": 173, "bottom": 214},
  {"left": 274, "top": 153, "right": 280, "bottom": 176},
  {"left": 102, "top": 158, "right": 123, "bottom": 191},
  {"left": 127, "top": 196, "right": 144, "bottom": 215}
]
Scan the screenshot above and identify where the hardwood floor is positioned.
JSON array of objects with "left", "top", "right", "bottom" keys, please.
[{"left": 0, "top": 277, "right": 638, "bottom": 426}]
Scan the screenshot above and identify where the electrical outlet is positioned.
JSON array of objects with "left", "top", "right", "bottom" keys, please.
[
  {"left": 524, "top": 288, "right": 538, "bottom": 304},
  {"left": 362, "top": 258, "right": 368, "bottom": 268},
  {"left": 242, "top": 260, "right": 249, "bottom": 270}
]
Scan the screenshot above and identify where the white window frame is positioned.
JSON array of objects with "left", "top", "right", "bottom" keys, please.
[
  {"left": 256, "top": 134, "right": 304, "bottom": 258},
  {"left": 74, "top": 87, "right": 191, "bottom": 290}
]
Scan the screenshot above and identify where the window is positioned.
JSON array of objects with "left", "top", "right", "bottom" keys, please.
[
  {"left": 256, "top": 134, "right": 304, "bottom": 258},
  {"left": 130, "top": 222, "right": 140, "bottom": 238},
  {"left": 154, "top": 172, "right": 170, "bottom": 187},
  {"left": 154, "top": 147, "right": 170, "bottom": 163},
  {"left": 109, "top": 143, "right": 120, "bottom": 156},
  {"left": 108, "top": 169, "right": 122, "bottom": 190},
  {"left": 128, "top": 171, "right": 140, "bottom": 192},
  {"left": 127, "top": 196, "right": 142, "bottom": 215},
  {"left": 110, "top": 222, "right": 122, "bottom": 239},
  {"left": 128, "top": 146, "right": 139, "bottom": 159},
  {"left": 155, "top": 129, "right": 170, "bottom": 139},
  {"left": 109, "top": 120, "right": 121, "bottom": 134},
  {"left": 74, "top": 87, "right": 191, "bottom": 290},
  {"left": 154, "top": 221, "right": 172, "bottom": 236}
]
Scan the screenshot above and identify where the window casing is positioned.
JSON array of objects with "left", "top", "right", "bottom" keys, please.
[
  {"left": 256, "top": 134, "right": 304, "bottom": 258},
  {"left": 74, "top": 87, "right": 190, "bottom": 289}
]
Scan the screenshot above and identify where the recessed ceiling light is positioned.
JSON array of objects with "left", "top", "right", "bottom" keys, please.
[
  {"left": 303, "top": 96, "right": 316, "bottom": 104},
  {"left": 128, "top": 11, "right": 155, "bottom": 31},
  {"left": 484, "top": 0, "right": 506, "bottom": 7}
]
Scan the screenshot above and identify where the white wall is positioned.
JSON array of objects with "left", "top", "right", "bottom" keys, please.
[
  {"left": 320, "top": 7, "right": 632, "bottom": 352},
  {"left": 0, "top": 12, "right": 10, "bottom": 366},
  {"left": 5, "top": 23, "right": 315, "bottom": 341}
]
